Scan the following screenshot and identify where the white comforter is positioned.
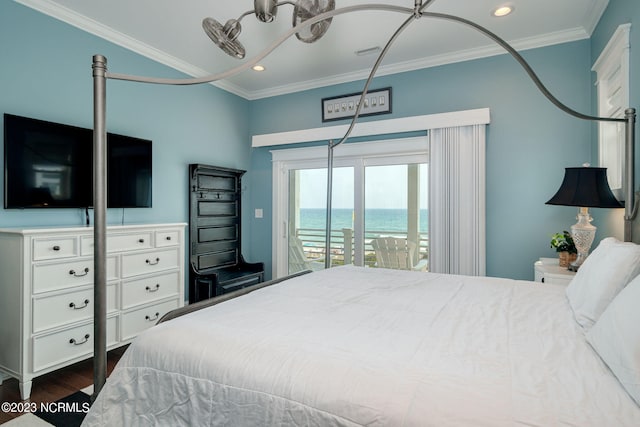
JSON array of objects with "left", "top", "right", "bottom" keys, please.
[{"left": 83, "top": 266, "right": 640, "bottom": 426}]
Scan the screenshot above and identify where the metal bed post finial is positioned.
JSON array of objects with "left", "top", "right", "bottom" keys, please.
[{"left": 92, "top": 54, "right": 108, "bottom": 401}]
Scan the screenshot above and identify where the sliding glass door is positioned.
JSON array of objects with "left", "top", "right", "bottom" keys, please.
[
  {"left": 273, "top": 137, "right": 429, "bottom": 277},
  {"left": 364, "top": 164, "right": 428, "bottom": 268},
  {"left": 288, "top": 167, "right": 354, "bottom": 275}
]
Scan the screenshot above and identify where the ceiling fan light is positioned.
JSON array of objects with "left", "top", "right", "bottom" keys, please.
[
  {"left": 255, "top": 0, "right": 278, "bottom": 23},
  {"left": 202, "top": 17, "right": 246, "bottom": 59},
  {"left": 492, "top": 5, "right": 514, "bottom": 17}
]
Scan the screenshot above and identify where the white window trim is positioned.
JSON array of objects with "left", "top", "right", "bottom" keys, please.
[
  {"left": 270, "top": 137, "right": 429, "bottom": 163},
  {"left": 253, "top": 108, "right": 490, "bottom": 147},
  {"left": 592, "top": 23, "right": 631, "bottom": 199}
]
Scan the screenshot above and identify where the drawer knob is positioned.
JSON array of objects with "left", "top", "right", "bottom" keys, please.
[
  {"left": 145, "top": 312, "right": 160, "bottom": 322},
  {"left": 69, "top": 299, "right": 90, "bottom": 310},
  {"left": 146, "top": 257, "right": 160, "bottom": 265},
  {"left": 52, "top": 245, "right": 61, "bottom": 251},
  {"left": 138, "top": 238, "right": 145, "bottom": 243},
  {"left": 145, "top": 284, "right": 161, "bottom": 292},
  {"left": 166, "top": 236, "right": 172, "bottom": 241},
  {"left": 69, "top": 267, "right": 90, "bottom": 277},
  {"left": 69, "top": 334, "right": 90, "bottom": 345}
]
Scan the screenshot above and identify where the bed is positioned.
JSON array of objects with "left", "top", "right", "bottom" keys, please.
[{"left": 82, "top": 238, "right": 640, "bottom": 426}]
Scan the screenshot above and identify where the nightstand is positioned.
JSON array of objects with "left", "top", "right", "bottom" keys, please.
[{"left": 534, "top": 257, "right": 576, "bottom": 286}]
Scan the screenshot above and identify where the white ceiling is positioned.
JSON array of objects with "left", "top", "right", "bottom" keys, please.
[{"left": 16, "top": 0, "right": 609, "bottom": 99}]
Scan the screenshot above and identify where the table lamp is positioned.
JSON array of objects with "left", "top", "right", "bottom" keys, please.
[{"left": 546, "top": 166, "right": 623, "bottom": 271}]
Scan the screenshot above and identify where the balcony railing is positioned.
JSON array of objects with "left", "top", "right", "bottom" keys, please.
[{"left": 294, "top": 227, "right": 428, "bottom": 268}]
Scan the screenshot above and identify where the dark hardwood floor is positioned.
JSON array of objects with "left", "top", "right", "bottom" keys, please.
[{"left": 0, "top": 346, "right": 127, "bottom": 425}]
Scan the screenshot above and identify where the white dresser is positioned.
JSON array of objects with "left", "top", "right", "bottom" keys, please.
[{"left": 0, "top": 223, "right": 186, "bottom": 399}]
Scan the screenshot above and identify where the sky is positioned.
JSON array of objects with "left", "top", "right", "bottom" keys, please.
[{"left": 297, "top": 164, "right": 428, "bottom": 209}]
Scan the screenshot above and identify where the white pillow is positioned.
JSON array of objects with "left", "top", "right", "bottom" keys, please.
[
  {"left": 587, "top": 274, "right": 640, "bottom": 406},
  {"left": 565, "top": 237, "right": 640, "bottom": 329}
]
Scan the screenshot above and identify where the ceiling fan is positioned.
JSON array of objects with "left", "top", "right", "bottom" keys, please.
[{"left": 202, "top": 0, "right": 336, "bottom": 59}]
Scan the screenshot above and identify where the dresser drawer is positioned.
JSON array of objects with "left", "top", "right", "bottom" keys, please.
[
  {"left": 32, "top": 237, "right": 78, "bottom": 261},
  {"left": 121, "top": 272, "right": 180, "bottom": 309},
  {"left": 121, "top": 248, "right": 179, "bottom": 278},
  {"left": 32, "top": 316, "right": 118, "bottom": 372},
  {"left": 32, "top": 257, "right": 118, "bottom": 294},
  {"left": 81, "top": 232, "right": 153, "bottom": 255},
  {"left": 32, "top": 284, "right": 118, "bottom": 333},
  {"left": 121, "top": 299, "right": 179, "bottom": 341},
  {"left": 155, "top": 230, "right": 180, "bottom": 247}
]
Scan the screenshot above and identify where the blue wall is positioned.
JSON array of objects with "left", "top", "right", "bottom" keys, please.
[
  {"left": 248, "top": 40, "right": 594, "bottom": 280},
  {"left": 0, "top": 1, "right": 252, "bottom": 232}
]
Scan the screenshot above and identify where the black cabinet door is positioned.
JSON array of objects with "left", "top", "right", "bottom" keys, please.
[
  {"left": 189, "top": 164, "right": 243, "bottom": 272},
  {"left": 188, "top": 164, "right": 264, "bottom": 303}
]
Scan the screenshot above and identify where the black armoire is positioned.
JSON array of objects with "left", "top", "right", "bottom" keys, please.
[{"left": 188, "top": 164, "right": 264, "bottom": 303}]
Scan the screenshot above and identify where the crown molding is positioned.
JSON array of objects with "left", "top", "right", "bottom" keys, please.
[
  {"left": 583, "top": 0, "right": 610, "bottom": 35},
  {"left": 246, "top": 27, "right": 590, "bottom": 99},
  {"left": 16, "top": 0, "right": 592, "bottom": 101},
  {"left": 13, "top": 0, "right": 251, "bottom": 99}
]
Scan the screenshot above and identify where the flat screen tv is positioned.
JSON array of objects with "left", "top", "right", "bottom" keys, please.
[{"left": 4, "top": 113, "right": 152, "bottom": 209}]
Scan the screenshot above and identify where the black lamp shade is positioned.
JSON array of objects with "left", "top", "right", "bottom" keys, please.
[{"left": 546, "top": 167, "right": 623, "bottom": 208}]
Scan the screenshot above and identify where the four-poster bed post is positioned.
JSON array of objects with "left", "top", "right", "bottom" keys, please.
[
  {"left": 91, "top": 0, "right": 637, "bottom": 399},
  {"left": 625, "top": 108, "right": 637, "bottom": 242},
  {"left": 91, "top": 54, "right": 108, "bottom": 398}
]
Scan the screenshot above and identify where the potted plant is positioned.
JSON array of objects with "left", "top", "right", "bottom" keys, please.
[{"left": 550, "top": 231, "right": 577, "bottom": 267}]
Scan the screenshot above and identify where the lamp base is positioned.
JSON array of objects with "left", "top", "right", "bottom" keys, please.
[{"left": 568, "top": 207, "right": 596, "bottom": 271}]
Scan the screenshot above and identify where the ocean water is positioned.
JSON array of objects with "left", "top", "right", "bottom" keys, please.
[{"left": 299, "top": 208, "right": 428, "bottom": 233}]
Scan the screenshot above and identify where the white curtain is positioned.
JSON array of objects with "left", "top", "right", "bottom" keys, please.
[{"left": 429, "top": 124, "right": 486, "bottom": 275}]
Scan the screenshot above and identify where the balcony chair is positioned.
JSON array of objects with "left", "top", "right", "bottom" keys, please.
[
  {"left": 289, "top": 236, "right": 325, "bottom": 273},
  {"left": 371, "top": 237, "right": 428, "bottom": 271}
]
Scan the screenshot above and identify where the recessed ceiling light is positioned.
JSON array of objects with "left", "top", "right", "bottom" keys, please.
[
  {"left": 492, "top": 5, "right": 514, "bottom": 17},
  {"left": 252, "top": 64, "right": 265, "bottom": 72}
]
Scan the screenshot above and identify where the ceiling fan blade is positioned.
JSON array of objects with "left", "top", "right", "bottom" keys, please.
[{"left": 202, "top": 17, "right": 246, "bottom": 59}]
